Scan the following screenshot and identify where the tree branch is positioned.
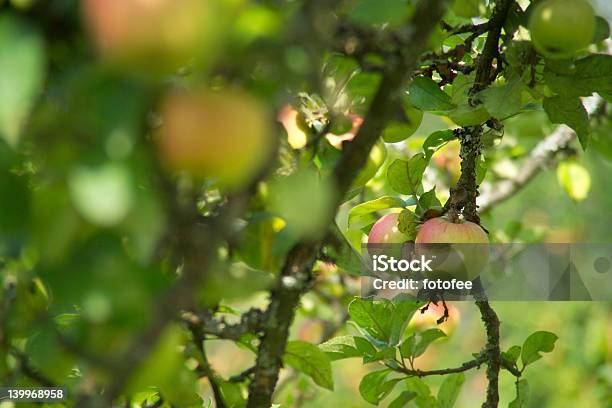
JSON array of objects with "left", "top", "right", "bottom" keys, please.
[
  {"left": 9, "top": 347, "right": 56, "bottom": 388},
  {"left": 444, "top": 1, "right": 513, "bottom": 407},
  {"left": 246, "top": 2, "right": 449, "bottom": 407},
  {"left": 472, "top": 0, "right": 513, "bottom": 92},
  {"left": 478, "top": 95, "right": 604, "bottom": 212},
  {"left": 475, "top": 299, "right": 501, "bottom": 408},
  {"left": 186, "top": 318, "right": 226, "bottom": 408},
  {"left": 78, "top": 140, "right": 277, "bottom": 406},
  {"left": 181, "top": 308, "right": 265, "bottom": 341},
  {"left": 394, "top": 354, "right": 486, "bottom": 377}
]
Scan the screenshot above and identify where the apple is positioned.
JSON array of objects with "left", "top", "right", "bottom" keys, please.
[
  {"left": 432, "top": 139, "right": 461, "bottom": 185},
  {"left": 367, "top": 213, "right": 411, "bottom": 257},
  {"left": 415, "top": 217, "right": 489, "bottom": 281},
  {"left": 326, "top": 114, "right": 387, "bottom": 187},
  {"left": 297, "top": 319, "right": 325, "bottom": 343},
  {"left": 409, "top": 302, "right": 460, "bottom": 336},
  {"left": 368, "top": 213, "right": 410, "bottom": 245},
  {"left": 156, "top": 88, "right": 272, "bottom": 189},
  {"left": 278, "top": 105, "right": 309, "bottom": 149},
  {"left": 82, "top": 0, "right": 226, "bottom": 73},
  {"left": 529, "top": 0, "right": 595, "bottom": 59}
]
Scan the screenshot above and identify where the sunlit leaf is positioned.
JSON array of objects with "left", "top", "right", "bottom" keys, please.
[
  {"left": 556, "top": 161, "right": 591, "bottom": 202},
  {"left": 521, "top": 331, "right": 558, "bottom": 367}
]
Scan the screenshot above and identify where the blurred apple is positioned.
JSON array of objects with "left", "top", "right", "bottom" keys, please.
[
  {"left": 326, "top": 114, "right": 387, "bottom": 187},
  {"left": 409, "top": 302, "right": 460, "bottom": 336},
  {"left": 157, "top": 88, "right": 273, "bottom": 189},
  {"left": 297, "top": 319, "right": 325, "bottom": 343},
  {"left": 82, "top": 0, "right": 229, "bottom": 73},
  {"left": 278, "top": 105, "right": 309, "bottom": 149},
  {"left": 432, "top": 139, "right": 461, "bottom": 185}
]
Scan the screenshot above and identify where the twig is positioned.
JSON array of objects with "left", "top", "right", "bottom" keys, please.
[
  {"left": 500, "top": 360, "right": 522, "bottom": 378},
  {"left": 185, "top": 317, "right": 226, "bottom": 408},
  {"left": 9, "top": 347, "right": 56, "bottom": 388},
  {"left": 246, "top": 2, "right": 450, "bottom": 407},
  {"left": 229, "top": 367, "right": 256, "bottom": 383},
  {"left": 181, "top": 308, "right": 265, "bottom": 342},
  {"left": 393, "top": 354, "right": 486, "bottom": 377},
  {"left": 478, "top": 95, "right": 604, "bottom": 212}
]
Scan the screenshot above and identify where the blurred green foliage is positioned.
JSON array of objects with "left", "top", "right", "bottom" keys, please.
[{"left": 0, "top": 0, "right": 610, "bottom": 407}]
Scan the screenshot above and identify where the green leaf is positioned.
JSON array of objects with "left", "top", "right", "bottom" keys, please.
[
  {"left": 405, "top": 377, "right": 436, "bottom": 407},
  {"left": 319, "top": 336, "right": 363, "bottom": 361},
  {"left": 348, "top": 0, "right": 411, "bottom": 27},
  {"left": 414, "top": 329, "right": 446, "bottom": 358},
  {"left": 389, "top": 391, "right": 417, "bottom": 408},
  {"left": 399, "top": 333, "right": 416, "bottom": 358},
  {"left": 544, "top": 54, "right": 612, "bottom": 99},
  {"left": 359, "top": 369, "right": 401, "bottom": 405},
  {"left": 322, "top": 224, "right": 363, "bottom": 275},
  {"left": 408, "top": 77, "right": 455, "bottom": 111},
  {"left": 556, "top": 161, "right": 591, "bottom": 202},
  {"left": 400, "top": 329, "right": 446, "bottom": 358},
  {"left": 389, "top": 297, "right": 421, "bottom": 346},
  {"left": 348, "top": 298, "right": 394, "bottom": 342},
  {"left": 219, "top": 381, "right": 247, "bottom": 408},
  {"left": 501, "top": 345, "right": 522, "bottom": 365},
  {"left": 0, "top": 14, "right": 46, "bottom": 147},
  {"left": 447, "top": 102, "right": 490, "bottom": 126},
  {"left": 509, "top": 379, "right": 530, "bottom": 408},
  {"left": 387, "top": 153, "right": 427, "bottom": 195},
  {"left": 436, "top": 372, "right": 465, "bottom": 408},
  {"left": 419, "top": 188, "right": 442, "bottom": 211},
  {"left": 405, "top": 377, "right": 433, "bottom": 397},
  {"left": 383, "top": 103, "right": 423, "bottom": 143},
  {"left": 521, "top": 331, "right": 558, "bottom": 367},
  {"left": 543, "top": 96, "right": 589, "bottom": 149},
  {"left": 354, "top": 336, "right": 378, "bottom": 356},
  {"left": 423, "top": 130, "right": 455, "bottom": 160},
  {"left": 481, "top": 80, "right": 523, "bottom": 120},
  {"left": 452, "top": 0, "right": 480, "bottom": 18},
  {"left": 348, "top": 196, "right": 406, "bottom": 230},
  {"left": 284, "top": 341, "right": 334, "bottom": 390},
  {"left": 593, "top": 16, "right": 611, "bottom": 43},
  {"left": 397, "top": 209, "right": 419, "bottom": 240},
  {"left": 363, "top": 346, "right": 396, "bottom": 363},
  {"left": 474, "top": 155, "right": 489, "bottom": 185}
]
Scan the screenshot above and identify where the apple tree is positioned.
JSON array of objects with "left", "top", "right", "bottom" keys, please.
[{"left": 0, "top": 0, "right": 610, "bottom": 407}]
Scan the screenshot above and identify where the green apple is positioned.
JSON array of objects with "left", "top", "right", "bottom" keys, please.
[{"left": 529, "top": 0, "right": 595, "bottom": 59}]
